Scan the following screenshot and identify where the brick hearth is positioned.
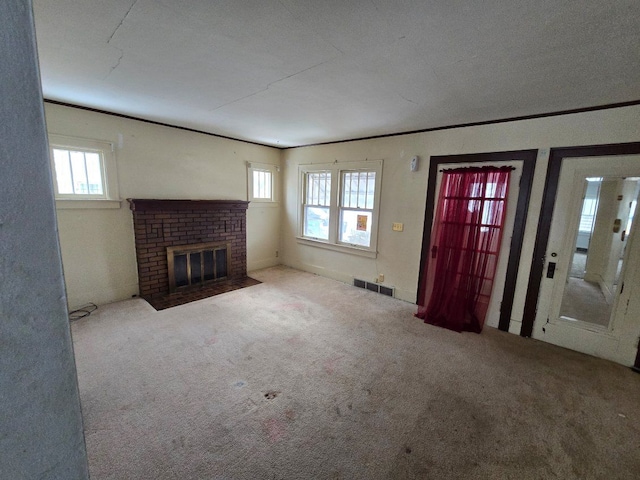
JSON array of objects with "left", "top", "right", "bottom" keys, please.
[{"left": 128, "top": 199, "right": 257, "bottom": 309}]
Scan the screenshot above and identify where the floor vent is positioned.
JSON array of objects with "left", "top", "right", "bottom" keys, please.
[{"left": 353, "top": 278, "right": 395, "bottom": 297}]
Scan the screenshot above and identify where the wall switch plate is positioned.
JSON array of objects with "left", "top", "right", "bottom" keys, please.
[
  {"left": 392, "top": 222, "right": 404, "bottom": 231},
  {"left": 410, "top": 156, "right": 419, "bottom": 172}
]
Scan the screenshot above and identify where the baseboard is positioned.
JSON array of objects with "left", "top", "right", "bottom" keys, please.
[
  {"left": 248, "top": 258, "right": 281, "bottom": 272},
  {"left": 282, "top": 260, "right": 416, "bottom": 303}
]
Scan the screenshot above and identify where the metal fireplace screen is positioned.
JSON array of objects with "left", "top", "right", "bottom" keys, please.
[{"left": 167, "top": 242, "right": 230, "bottom": 293}]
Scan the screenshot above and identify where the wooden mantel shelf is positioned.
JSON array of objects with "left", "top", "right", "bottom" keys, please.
[{"left": 127, "top": 199, "right": 249, "bottom": 212}]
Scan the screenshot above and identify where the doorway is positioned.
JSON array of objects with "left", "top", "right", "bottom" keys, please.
[
  {"left": 521, "top": 143, "right": 640, "bottom": 366},
  {"left": 417, "top": 150, "right": 537, "bottom": 332}
]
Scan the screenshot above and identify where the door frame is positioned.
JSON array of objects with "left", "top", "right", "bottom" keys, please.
[
  {"left": 417, "top": 150, "right": 538, "bottom": 332},
  {"left": 521, "top": 142, "right": 640, "bottom": 337}
]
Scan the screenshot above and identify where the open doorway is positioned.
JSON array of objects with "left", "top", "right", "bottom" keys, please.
[
  {"left": 417, "top": 150, "right": 537, "bottom": 332},
  {"left": 559, "top": 177, "right": 640, "bottom": 327}
]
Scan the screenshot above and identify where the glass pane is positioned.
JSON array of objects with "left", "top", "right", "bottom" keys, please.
[
  {"left": 215, "top": 248, "right": 227, "bottom": 277},
  {"left": 366, "top": 173, "right": 375, "bottom": 209},
  {"left": 53, "top": 149, "right": 73, "bottom": 194},
  {"left": 559, "top": 177, "right": 640, "bottom": 327},
  {"left": 342, "top": 171, "right": 375, "bottom": 209},
  {"left": 339, "top": 210, "right": 372, "bottom": 247},
  {"left": 203, "top": 250, "right": 215, "bottom": 281},
  {"left": 350, "top": 173, "right": 358, "bottom": 207},
  {"left": 70, "top": 151, "right": 88, "bottom": 194},
  {"left": 174, "top": 254, "right": 188, "bottom": 287},
  {"left": 190, "top": 252, "right": 202, "bottom": 284},
  {"left": 304, "top": 206, "right": 329, "bottom": 240},
  {"left": 342, "top": 172, "right": 351, "bottom": 206},
  {"left": 85, "top": 153, "right": 103, "bottom": 195},
  {"left": 253, "top": 170, "right": 272, "bottom": 199},
  {"left": 306, "top": 172, "right": 331, "bottom": 206}
]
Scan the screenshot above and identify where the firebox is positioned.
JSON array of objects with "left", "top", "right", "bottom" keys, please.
[{"left": 167, "top": 242, "right": 230, "bottom": 293}]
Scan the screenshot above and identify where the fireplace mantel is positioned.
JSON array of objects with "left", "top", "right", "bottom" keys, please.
[{"left": 128, "top": 199, "right": 249, "bottom": 212}]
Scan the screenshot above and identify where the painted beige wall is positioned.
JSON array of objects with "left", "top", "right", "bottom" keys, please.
[
  {"left": 45, "top": 103, "right": 281, "bottom": 308},
  {"left": 282, "top": 105, "right": 640, "bottom": 335},
  {"left": 584, "top": 179, "right": 619, "bottom": 288}
]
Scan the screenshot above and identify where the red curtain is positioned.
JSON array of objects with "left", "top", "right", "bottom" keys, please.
[{"left": 416, "top": 166, "right": 511, "bottom": 333}]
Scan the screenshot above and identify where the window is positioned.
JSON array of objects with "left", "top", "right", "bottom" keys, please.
[
  {"left": 339, "top": 171, "right": 376, "bottom": 247},
  {"left": 247, "top": 162, "right": 278, "bottom": 204},
  {"left": 303, "top": 171, "right": 331, "bottom": 240},
  {"left": 579, "top": 178, "right": 602, "bottom": 233},
  {"left": 299, "top": 160, "right": 382, "bottom": 256},
  {"left": 52, "top": 148, "right": 104, "bottom": 196},
  {"left": 48, "top": 134, "right": 119, "bottom": 207}
]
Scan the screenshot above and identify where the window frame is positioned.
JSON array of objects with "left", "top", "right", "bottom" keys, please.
[
  {"left": 297, "top": 160, "right": 383, "bottom": 258},
  {"left": 247, "top": 162, "right": 279, "bottom": 206},
  {"left": 48, "top": 134, "right": 120, "bottom": 209}
]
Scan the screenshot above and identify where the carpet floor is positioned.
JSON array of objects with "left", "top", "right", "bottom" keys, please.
[
  {"left": 559, "top": 278, "right": 612, "bottom": 327},
  {"left": 71, "top": 266, "right": 640, "bottom": 479}
]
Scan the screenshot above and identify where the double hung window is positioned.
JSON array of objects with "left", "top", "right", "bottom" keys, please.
[
  {"left": 299, "top": 160, "right": 382, "bottom": 256},
  {"left": 339, "top": 171, "right": 376, "bottom": 247}
]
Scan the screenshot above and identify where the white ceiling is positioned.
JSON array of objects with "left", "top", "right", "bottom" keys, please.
[{"left": 33, "top": 0, "right": 640, "bottom": 148}]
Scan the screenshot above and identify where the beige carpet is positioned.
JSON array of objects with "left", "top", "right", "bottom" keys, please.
[
  {"left": 560, "top": 278, "right": 612, "bottom": 327},
  {"left": 71, "top": 266, "right": 640, "bottom": 479}
]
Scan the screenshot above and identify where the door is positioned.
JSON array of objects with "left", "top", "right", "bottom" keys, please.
[
  {"left": 532, "top": 155, "right": 640, "bottom": 365},
  {"left": 425, "top": 160, "right": 522, "bottom": 329}
]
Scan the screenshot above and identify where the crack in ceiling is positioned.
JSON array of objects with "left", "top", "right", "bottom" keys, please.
[{"left": 32, "top": 0, "right": 640, "bottom": 147}]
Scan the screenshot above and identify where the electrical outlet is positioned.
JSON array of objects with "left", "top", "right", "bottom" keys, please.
[
  {"left": 378, "top": 273, "right": 384, "bottom": 282},
  {"left": 392, "top": 222, "right": 404, "bottom": 232},
  {"left": 275, "top": 250, "right": 279, "bottom": 257}
]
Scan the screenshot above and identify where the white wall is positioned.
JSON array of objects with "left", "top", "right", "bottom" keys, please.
[
  {"left": 282, "top": 105, "right": 640, "bottom": 334},
  {"left": 45, "top": 103, "right": 281, "bottom": 308}
]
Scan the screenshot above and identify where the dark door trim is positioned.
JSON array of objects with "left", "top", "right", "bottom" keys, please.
[
  {"left": 520, "top": 142, "right": 640, "bottom": 337},
  {"left": 417, "top": 150, "right": 538, "bottom": 332}
]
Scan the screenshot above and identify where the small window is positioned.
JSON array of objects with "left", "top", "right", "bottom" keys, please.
[
  {"left": 248, "top": 162, "right": 278, "bottom": 204},
  {"left": 52, "top": 148, "right": 105, "bottom": 197},
  {"left": 253, "top": 169, "right": 272, "bottom": 200},
  {"left": 48, "top": 135, "right": 119, "bottom": 205},
  {"left": 298, "top": 160, "right": 382, "bottom": 256}
]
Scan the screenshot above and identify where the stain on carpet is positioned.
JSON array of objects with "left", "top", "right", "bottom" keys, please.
[
  {"left": 264, "top": 390, "right": 280, "bottom": 400},
  {"left": 324, "top": 356, "right": 344, "bottom": 375},
  {"left": 262, "top": 418, "right": 286, "bottom": 443}
]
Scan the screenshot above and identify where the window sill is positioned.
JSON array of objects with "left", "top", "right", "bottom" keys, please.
[
  {"left": 248, "top": 201, "right": 279, "bottom": 208},
  {"left": 296, "top": 236, "right": 378, "bottom": 258},
  {"left": 55, "top": 199, "right": 122, "bottom": 210}
]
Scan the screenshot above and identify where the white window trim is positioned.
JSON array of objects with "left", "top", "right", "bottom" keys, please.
[
  {"left": 48, "top": 134, "right": 120, "bottom": 209},
  {"left": 297, "top": 159, "right": 383, "bottom": 256},
  {"left": 247, "top": 161, "right": 279, "bottom": 207}
]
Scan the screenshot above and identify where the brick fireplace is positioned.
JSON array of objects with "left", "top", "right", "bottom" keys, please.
[{"left": 128, "top": 199, "right": 258, "bottom": 309}]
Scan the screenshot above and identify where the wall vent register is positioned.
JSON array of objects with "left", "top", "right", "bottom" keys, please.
[{"left": 353, "top": 278, "right": 394, "bottom": 297}]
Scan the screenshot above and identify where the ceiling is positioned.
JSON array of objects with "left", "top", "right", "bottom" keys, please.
[{"left": 32, "top": 0, "right": 640, "bottom": 148}]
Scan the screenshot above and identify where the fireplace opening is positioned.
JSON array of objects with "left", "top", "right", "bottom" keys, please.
[{"left": 167, "top": 242, "right": 230, "bottom": 293}]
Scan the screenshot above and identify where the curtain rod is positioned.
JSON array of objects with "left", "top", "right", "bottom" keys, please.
[{"left": 439, "top": 166, "right": 516, "bottom": 172}]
